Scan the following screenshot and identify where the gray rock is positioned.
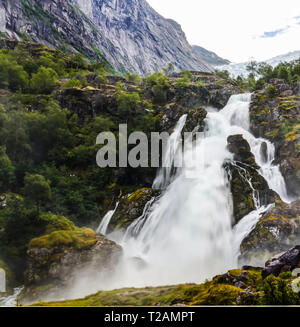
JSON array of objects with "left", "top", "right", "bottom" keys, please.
[{"left": 0, "top": 0, "right": 213, "bottom": 75}]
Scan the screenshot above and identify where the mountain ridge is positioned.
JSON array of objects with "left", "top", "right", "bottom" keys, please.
[
  {"left": 219, "top": 50, "right": 300, "bottom": 77},
  {"left": 0, "top": 0, "right": 213, "bottom": 74},
  {"left": 192, "top": 45, "right": 230, "bottom": 67}
]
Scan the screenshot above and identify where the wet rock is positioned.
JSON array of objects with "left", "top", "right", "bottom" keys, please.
[
  {"left": 227, "top": 135, "right": 259, "bottom": 168},
  {"left": 240, "top": 200, "right": 300, "bottom": 263},
  {"left": 226, "top": 135, "right": 277, "bottom": 223},
  {"left": 262, "top": 245, "right": 300, "bottom": 279},
  {"left": 108, "top": 188, "right": 161, "bottom": 233}
]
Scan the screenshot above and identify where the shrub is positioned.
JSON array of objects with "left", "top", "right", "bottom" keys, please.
[
  {"left": 116, "top": 91, "right": 140, "bottom": 116},
  {"left": 61, "top": 78, "right": 82, "bottom": 90},
  {"left": 30, "top": 66, "right": 58, "bottom": 94},
  {"left": 266, "top": 84, "right": 278, "bottom": 98}
]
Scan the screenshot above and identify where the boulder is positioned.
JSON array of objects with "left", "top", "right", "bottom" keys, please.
[
  {"left": 22, "top": 228, "right": 122, "bottom": 303},
  {"left": 262, "top": 245, "right": 300, "bottom": 279},
  {"left": 25, "top": 229, "right": 122, "bottom": 286}
]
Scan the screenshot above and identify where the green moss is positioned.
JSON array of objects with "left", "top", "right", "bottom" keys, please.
[
  {"left": 29, "top": 227, "right": 97, "bottom": 250},
  {"left": 41, "top": 213, "right": 76, "bottom": 234},
  {"left": 126, "top": 188, "right": 149, "bottom": 204},
  {"left": 32, "top": 282, "right": 244, "bottom": 307}
]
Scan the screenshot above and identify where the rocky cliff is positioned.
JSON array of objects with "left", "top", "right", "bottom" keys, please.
[
  {"left": 0, "top": 0, "right": 213, "bottom": 74},
  {"left": 192, "top": 45, "right": 230, "bottom": 67}
]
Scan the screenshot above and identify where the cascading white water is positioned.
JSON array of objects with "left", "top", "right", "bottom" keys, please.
[
  {"left": 95, "top": 93, "right": 290, "bottom": 290},
  {"left": 96, "top": 202, "right": 119, "bottom": 235},
  {"left": 0, "top": 287, "right": 23, "bottom": 307},
  {"left": 152, "top": 115, "right": 187, "bottom": 189}
]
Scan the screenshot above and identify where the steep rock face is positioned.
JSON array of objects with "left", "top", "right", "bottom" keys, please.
[
  {"left": 0, "top": 0, "right": 125, "bottom": 71},
  {"left": 192, "top": 45, "right": 230, "bottom": 67},
  {"left": 226, "top": 135, "right": 277, "bottom": 224},
  {"left": 240, "top": 200, "right": 300, "bottom": 264},
  {"left": 0, "top": 0, "right": 213, "bottom": 74},
  {"left": 250, "top": 79, "right": 300, "bottom": 198},
  {"left": 70, "top": 0, "right": 213, "bottom": 74}
]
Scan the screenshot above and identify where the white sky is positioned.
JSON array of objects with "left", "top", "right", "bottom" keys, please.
[{"left": 147, "top": 0, "right": 300, "bottom": 63}]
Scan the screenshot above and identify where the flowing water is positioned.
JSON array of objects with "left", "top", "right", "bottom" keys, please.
[
  {"left": 0, "top": 287, "right": 23, "bottom": 307},
  {"left": 95, "top": 93, "right": 291, "bottom": 290},
  {"left": 96, "top": 202, "right": 119, "bottom": 235}
]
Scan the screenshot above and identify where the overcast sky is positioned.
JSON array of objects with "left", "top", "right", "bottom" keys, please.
[{"left": 147, "top": 0, "right": 300, "bottom": 63}]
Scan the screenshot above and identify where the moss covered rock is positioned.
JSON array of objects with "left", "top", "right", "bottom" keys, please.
[
  {"left": 107, "top": 188, "right": 161, "bottom": 233},
  {"left": 22, "top": 218, "right": 122, "bottom": 304},
  {"left": 240, "top": 200, "right": 300, "bottom": 263},
  {"left": 250, "top": 80, "right": 300, "bottom": 198}
]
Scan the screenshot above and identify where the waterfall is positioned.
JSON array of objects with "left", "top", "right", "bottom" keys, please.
[
  {"left": 152, "top": 114, "right": 187, "bottom": 189},
  {"left": 96, "top": 202, "right": 119, "bottom": 235},
  {"left": 0, "top": 287, "right": 23, "bottom": 307},
  {"left": 96, "top": 93, "right": 290, "bottom": 290}
]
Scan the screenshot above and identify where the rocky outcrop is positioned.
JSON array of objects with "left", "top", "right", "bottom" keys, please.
[
  {"left": 250, "top": 79, "right": 300, "bottom": 198},
  {"left": 160, "top": 73, "right": 240, "bottom": 131},
  {"left": 107, "top": 188, "right": 160, "bottom": 233},
  {"left": 240, "top": 200, "right": 300, "bottom": 263},
  {"left": 22, "top": 228, "right": 122, "bottom": 303},
  {"left": 170, "top": 72, "right": 240, "bottom": 109},
  {"left": 0, "top": 0, "right": 213, "bottom": 74},
  {"left": 226, "top": 135, "right": 277, "bottom": 223},
  {"left": 262, "top": 245, "right": 300, "bottom": 279}
]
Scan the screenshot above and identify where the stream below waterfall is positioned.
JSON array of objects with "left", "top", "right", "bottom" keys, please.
[{"left": 94, "top": 93, "right": 291, "bottom": 291}]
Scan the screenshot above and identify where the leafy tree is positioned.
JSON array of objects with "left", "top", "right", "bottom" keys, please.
[
  {"left": 246, "top": 61, "right": 258, "bottom": 77},
  {"left": 117, "top": 91, "right": 140, "bottom": 117},
  {"left": 125, "top": 73, "right": 141, "bottom": 84},
  {"left": 24, "top": 174, "right": 51, "bottom": 217},
  {"left": 163, "top": 63, "right": 175, "bottom": 76},
  {"left": 0, "top": 54, "right": 29, "bottom": 91},
  {"left": 61, "top": 78, "right": 82, "bottom": 89},
  {"left": 145, "top": 72, "right": 170, "bottom": 105},
  {"left": 30, "top": 66, "right": 58, "bottom": 94},
  {"left": 278, "top": 65, "right": 291, "bottom": 83},
  {"left": 0, "top": 146, "right": 15, "bottom": 193},
  {"left": 266, "top": 84, "right": 278, "bottom": 98}
]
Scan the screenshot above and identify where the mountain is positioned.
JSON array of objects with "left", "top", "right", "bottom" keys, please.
[
  {"left": 0, "top": 0, "right": 213, "bottom": 74},
  {"left": 219, "top": 50, "right": 300, "bottom": 78},
  {"left": 192, "top": 45, "right": 230, "bottom": 67}
]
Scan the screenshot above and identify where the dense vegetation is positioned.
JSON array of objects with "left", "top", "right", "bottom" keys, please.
[{"left": 0, "top": 41, "right": 161, "bottom": 283}]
